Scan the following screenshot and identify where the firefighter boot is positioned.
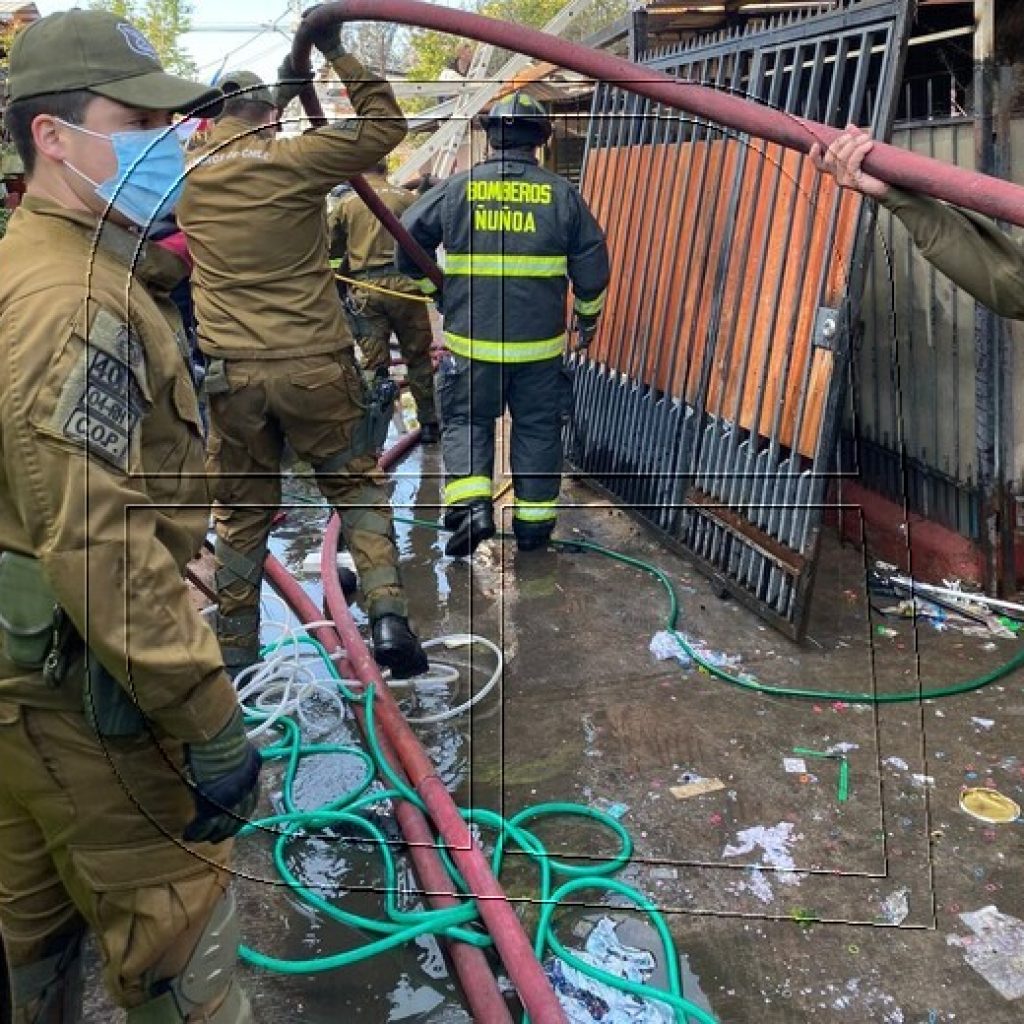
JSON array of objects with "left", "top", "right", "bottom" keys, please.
[
  {"left": 372, "top": 614, "right": 430, "bottom": 678},
  {"left": 514, "top": 520, "right": 554, "bottom": 553},
  {"left": 444, "top": 500, "right": 496, "bottom": 558}
]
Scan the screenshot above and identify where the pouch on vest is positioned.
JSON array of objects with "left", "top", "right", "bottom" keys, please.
[
  {"left": 203, "top": 358, "right": 230, "bottom": 396},
  {"left": 0, "top": 552, "right": 58, "bottom": 670},
  {"left": 83, "top": 652, "right": 147, "bottom": 739}
]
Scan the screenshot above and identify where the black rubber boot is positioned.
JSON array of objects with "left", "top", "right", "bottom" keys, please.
[
  {"left": 372, "top": 614, "right": 429, "bottom": 678},
  {"left": 419, "top": 422, "right": 440, "bottom": 444},
  {"left": 444, "top": 500, "right": 496, "bottom": 558},
  {"left": 514, "top": 523, "right": 553, "bottom": 552}
]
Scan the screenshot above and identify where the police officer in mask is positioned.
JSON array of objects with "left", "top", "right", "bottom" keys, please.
[{"left": 0, "top": 10, "right": 259, "bottom": 1022}]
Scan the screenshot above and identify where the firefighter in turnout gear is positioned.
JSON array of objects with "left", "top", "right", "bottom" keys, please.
[
  {"left": 0, "top": 10, "right": 259, "bottom": 1022},
  {"left": 176, "top": 26, "right": 429, "bottom": 679},
  {"left": 329, "top": 160, "right": 440, "bottom": 443},
  {"left": 398, "top": 92, "right": 610, "bottom": 556}
]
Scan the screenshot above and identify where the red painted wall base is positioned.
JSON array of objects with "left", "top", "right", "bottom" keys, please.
[{"left": 827, "top": 480, "right": 990, "bottom": 586}]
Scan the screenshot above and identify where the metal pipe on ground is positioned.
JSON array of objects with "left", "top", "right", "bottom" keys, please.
[
  {"left": 293, "top": 0, "right": 1024, "bottom": 228},
  {"left": 260, "top": 546, "right": 514, "bottom": 1024}
]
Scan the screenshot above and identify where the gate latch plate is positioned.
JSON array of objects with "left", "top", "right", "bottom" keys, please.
[{"left": 813, "top": 306, "right": 842, "bottom": 351}]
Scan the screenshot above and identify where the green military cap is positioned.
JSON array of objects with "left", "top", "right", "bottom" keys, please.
[
  {"left": 6, "top": 9, "right": 222, "bottom": 117},
  {"left": 219, "top": 70, "right": 275, "bottom": 109}
]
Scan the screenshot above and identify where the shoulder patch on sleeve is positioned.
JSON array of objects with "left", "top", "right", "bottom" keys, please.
[
  {"left": 327, "top": 118, "right": 363, "bottom": 142},
  {"left": 49, "top": 310, "right": 151, "bottom": 473}
]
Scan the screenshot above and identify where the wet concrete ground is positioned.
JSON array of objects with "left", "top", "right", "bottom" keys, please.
[{"left": 84, "top": 436, "right": 1024, "bottom": 1022}]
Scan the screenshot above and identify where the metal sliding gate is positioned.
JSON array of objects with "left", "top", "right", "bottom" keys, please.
[{"left": 569, "top": 0, "right": 911, "bottom": 638}]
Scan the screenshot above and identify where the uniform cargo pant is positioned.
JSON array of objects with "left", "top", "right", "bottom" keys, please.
[
  {"left": 437, "top": 355, "right": 571, "bottom": 542},
  {"left": 207, "top": 351, "right": 406, "bottom": 668},
  {"left": 351, "top": 275, "right": 437, "bottom": 428},
  {"left": 0, "top": 699, "right": 232, "bottom": 1014}
]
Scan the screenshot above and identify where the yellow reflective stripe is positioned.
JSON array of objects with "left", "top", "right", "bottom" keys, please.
[
  {"left": 514, "top": 499, "right": 558, "bottom": 523},
  {"left": 444, "top": 476, "right": 492, "bottom": 506},
  {"left": 414, "top": 277, "right": 438, "bottom": 295},
  {"left": 444, "top": 331, "right": 565, "bottom": 363},
  {"left": 574, "top": 290, "right": 606, "bottom": 316},
  {"left": 330, "top": 258, "right": 343, "bottom": 269},
  {"left": 445, "top": 253, "right": 568, "bottom": 278}
]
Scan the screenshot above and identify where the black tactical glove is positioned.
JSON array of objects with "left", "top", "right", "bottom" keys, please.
[
  {"left": 183, "top": 706, "right": 261, "bottom": 844},
  {"left": 302, "top": 4, "right": 345, "bottom": 58},
  {"left": 576, "top": 314, "right": 600, "bottom": 351},
  {"left": 272, "top": 54, "right": 313, "bottom": 111}
]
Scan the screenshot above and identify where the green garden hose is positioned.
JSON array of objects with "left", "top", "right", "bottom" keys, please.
[
  {"left": 240, "top": 506, "right": 1020, "bottom": 1022},
  {"left": 396, "top": 514, "right": 1024, "bottom": 705},
  {"left": 239, "top": 635, "right": 715, "bottom": 1023}
]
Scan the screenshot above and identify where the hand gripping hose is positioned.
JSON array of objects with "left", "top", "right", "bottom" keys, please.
[{"left": 294, "top": 0, "right": 1024, "bottom": 232}]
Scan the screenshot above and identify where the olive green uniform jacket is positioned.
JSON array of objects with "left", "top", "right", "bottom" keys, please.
[
  {"left": 0, "top": 196, "right": 237, "bottom": 740},
  {"left": 881, "top": 188, "right": 1024, "bottom": 320},
  {"left": 177, "top": 54, "right": 407, "bottom": 359}
]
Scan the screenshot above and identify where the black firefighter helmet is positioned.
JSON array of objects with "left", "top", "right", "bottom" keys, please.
[{"left": 479, "top": 91, "right": 552, "bottom": 150}]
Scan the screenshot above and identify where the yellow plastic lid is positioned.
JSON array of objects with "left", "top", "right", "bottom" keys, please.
[{"left": 959, "top": 787, "right": 1021, "bottom": 824}]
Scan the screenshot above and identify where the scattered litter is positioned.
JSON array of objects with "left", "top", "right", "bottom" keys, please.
[
  {"left": 871, "top": 564, "right": 1021, "bottom": 638},
  {"left": 723, "top": 822, "right": 804, "bottom": 883},
  {"left": 649, "top": 630, "right": 746, "bottom": 674},
  {"left": 591, "top": 797, "right": 630, "bottom": 820},
  {"left": 947, "top": 906, "right": 1024, "bottom": 1000},
  {"left": 874, "top": 626, "right": 899, "bottom": 639},
  {"left": 825, "top": 977, "right": 905, "bottom": 1022},
  {"left": 971, "top": 717, "right": 996, "bottom": 730},
  {"left": 792, "top": 747, "right": 850, "bottom": 802},
  {"left": 544, "top": 917, "right": 672, "bottom": 1023},
  {"left": 783, "top": 757, "right": 806, "bottom": 774},
  {"left": 386, "top": 978, "right": 446, "bottom": 1021},
  {"left": 648, "top": 866, "right": 679, "bottom": 881},
  {"left": 789, "top": 906, "right": 817, "bottom": 928},
  {"left": 649, "top": 630, "right": 685, "bottom": 663},
  {"left": 670, "top": 778, "right": 725, "bottom": 801},
  {"left": 959, "top": 788, "right": 1021, "bottom": 824},
  {"left": 883, "top": 756, "right": 910, "bottom": 772},
  {"left": 742, "top": 867, "right": 775, "bottom": 905},
  {"left": 911, "top": 774, "right": 936, "bottom": 788},
  {"left": 827, "top": 742, "right": 859, "bottom": 755},
  {"left": 875, "top": 596, "right": 965, "bottom": 631},
  {"left": 878, "top": 888, "right": 910, "bottom": 926}
]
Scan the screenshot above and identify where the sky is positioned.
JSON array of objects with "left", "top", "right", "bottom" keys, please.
[
  {"left": 35, "top": 1, "right": 296, "bottom": 83},
  {"left": 33, "top": 1, "right": 474, "bottom": 84}
]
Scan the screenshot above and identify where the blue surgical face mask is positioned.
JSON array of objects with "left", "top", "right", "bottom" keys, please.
[{"left": 59, "top": 120, "right": 186, "bottom": 230}]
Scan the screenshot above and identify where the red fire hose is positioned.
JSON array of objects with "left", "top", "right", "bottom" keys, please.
[
  {"left": 294, "top": 0, "right": 1024, "bottom": 229},
  {"left": 261, "top": 547, "right": 514, "bottom": 1023},
  {"left": 260, "top": 429, "right": 541, "bottom": 1020},
  {"left": 314, "top": 443, "right": 567, "bottom": 1022}
]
